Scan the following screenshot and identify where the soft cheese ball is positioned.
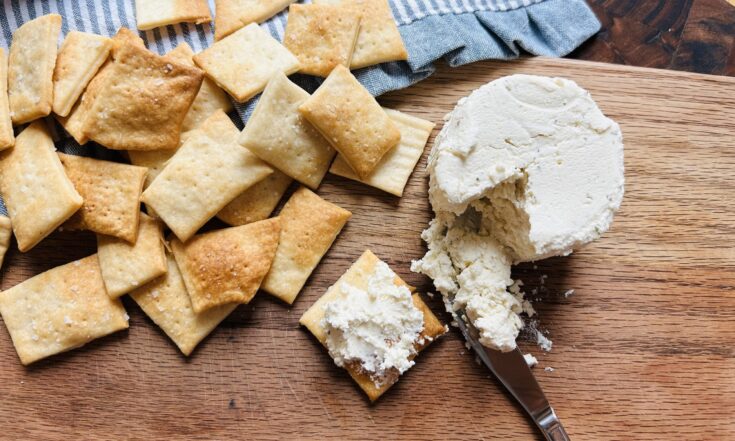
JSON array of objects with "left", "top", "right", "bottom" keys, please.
[{"left": 413, "top": 74, "right": 624, "bottom": 351}]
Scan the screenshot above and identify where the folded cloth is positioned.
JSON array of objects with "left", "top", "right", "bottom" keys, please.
[{"left": 0, "top": 0, "right": 600, "bottom": 213}]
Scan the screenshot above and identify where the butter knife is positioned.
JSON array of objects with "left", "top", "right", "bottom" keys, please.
[{"left": 454, "top": 308, "right": 570, "bottom": 441}]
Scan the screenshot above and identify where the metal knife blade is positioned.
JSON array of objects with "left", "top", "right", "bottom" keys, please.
[{"left": 454, "top": 308, "right": 570, "bottom": 441}]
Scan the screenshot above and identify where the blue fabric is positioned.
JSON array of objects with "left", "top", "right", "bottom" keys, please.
[{"left": 0, "top": 0, "right": 600, "bottom": 214}]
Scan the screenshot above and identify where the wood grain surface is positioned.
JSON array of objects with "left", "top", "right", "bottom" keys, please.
[{"left": 1, "top": 57, "right": 734, "bottom": 440}]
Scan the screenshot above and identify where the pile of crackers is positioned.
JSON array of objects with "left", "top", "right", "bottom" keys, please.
[{"left": 0, "top": 0, "right": 438, "bottom": 380}]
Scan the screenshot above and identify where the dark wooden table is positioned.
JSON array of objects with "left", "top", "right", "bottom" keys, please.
[{"left": 574, "top": 0, "right": 735, "bottom": 76}]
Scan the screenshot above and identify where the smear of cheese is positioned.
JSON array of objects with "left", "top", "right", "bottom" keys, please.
[
  {"left": 413, "top": 74, "right": 624, "bottom": 352},
  {"left": 322, "top": 260, "right": 424, "bottom": 384}
]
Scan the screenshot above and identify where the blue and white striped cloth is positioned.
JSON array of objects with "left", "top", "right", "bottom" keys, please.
[{"left": 0, "top": 0, "right": 600, "bottom": 216}]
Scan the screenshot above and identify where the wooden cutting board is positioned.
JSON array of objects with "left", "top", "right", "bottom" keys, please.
[{"left": 1, "top": 57, "right": 733, "bottom": 440}]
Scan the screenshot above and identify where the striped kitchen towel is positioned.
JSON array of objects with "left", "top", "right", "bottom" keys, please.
[{"left": 0, "top": 0, "right": 600, "bottom": 215}]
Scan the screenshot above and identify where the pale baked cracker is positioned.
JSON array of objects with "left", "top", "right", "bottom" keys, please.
[
  {"left": 111, "top": 27, "right": 146, "bottom": 53},
  {"left": 298, "top": 65, "right": 400, "bottom": 179},
  {"left": 165, "top": 42, "right": 233, "bottom": 135},
  {"left": 217, "top": 169, "right": 292, "bottom": 226},
  {"left": 82, "top": 42, "right": 203, "bottom": 150},
  {"left": 315, "top": 0, "right": 407, "bottom": 68},
  {"left": 52, "top": 31, "right": 113, "bottom": 117},
  {"left": 239, "top": 73, "right": 334, "bottom": 189},
  {"left": 214, "top": 0, "right": 295, "bottom": 40},
  {"left": 96, "top": 213, "right": 167, "bottom": 298},
  {"left": 141, "top": 110, "right": 273, "bottom": 241},
  {"left": 0, "top": 122, "right": 82, "bottom": 252},
  {"left": 329, "top": 108, "right": 434, "bottom": 196},
  {"left": 193, "top": 23, "right": 300, "bottom": 103},
  {"left": 0, "top": 216, "right": 10, "bottom": 269},
  {"left": 130, "top": 253, "right": 236, "bottom": 356},
  {"left": 300, "top": 249, "right": 446, "bottom": 401},
  {"left": 283, "top": 3, "right": 360, "bottom": 77},
  {"left": 59, "top": 153, "right": 147, "bottom": 243},
  {"left": 8, "top": 14, "right": 61, "bottom": 125},
  {"left": 0, "top": 49, "right": 14, "bottom": 150},
  {"left": 262, "top": 187, "right": 351, "bottom": 304},
  {"left": 128, "top": 147, "right": 177, "bottom": 218},
  {"left": 171, "top": 217, "right": 281, "bottom": 313},
  {"left": 0, "top": 255, "right": 129, "bottom": 365},
  {"left": 136, "top": 0, "right": 212, "bottom": 30}
]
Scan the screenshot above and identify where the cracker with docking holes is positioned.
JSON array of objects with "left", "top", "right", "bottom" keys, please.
[
  {"left": 59, "top": 153, "right": 147, "bottom": 243},
  {"left": 262, "top": 187, "right": 351, "bottom": 304},
  {"left": 0, "top": 49, "right": 14, "bottom": 150},
  {"left": 217, "top": 169, "right": 292, "bottom": 226},
  {"left": 141, "top": 110, "right": 273, "bottom": 242},
  {"left": 330, "top": 108, "right": 434, "bottom": 196},
  {"left": 52, "top": 31, "right": 112, "bottom": 117},
  {"left": 315, "top": 0, "right": 407, "bottom": 68},
  {"left": 8, "top": 14, "right": 61, "bottom": 125},
  {"left": 0, "top": 122, "right": 83, "bottom": 252},
  {"left": 298, "top": 65, "right": 400, "bottom": 179},
  {"left": 165, "top": 42, "right": 233, "bottom": 136},
  {"left": 239, "top": 73, "right": 335, "bottom": 189},
  {"left": 171, "top": 218, "right": 281, "bottom": 313},
  {"left": 214, "top": 0, "right": 295, "bottom": 40},
  {"left": 193, "top": 23, "right": 299, "bottom": 103},
  {"left": 81, "top": 41, "right": 203, "bottom": 150},
  {"left": 0, "top": 216, "right": 10, "bottom": 269},
  {"left": 130, "top": 253, "right": 237, "bottom": 356},
  {"left": 283, "top": 3, "right": 360, "bottom": 77},
  {"left": 0, "top": 255, "right": 129, "bottom": 366},
  {"left": 96, "top": 213, "right": 167, "bottom": 298},
  {"left": 135, "top": 0, "right": 212, "bottom": 30},
  {"left": 300, "top": 249, "right": 446, "bottom": 401}
]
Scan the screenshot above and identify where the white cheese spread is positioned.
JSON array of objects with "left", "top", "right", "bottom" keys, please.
[
  {"left": 413, "top": 74, "right": 624, "bottom": 352},
  {"left": 322, "top": 260, "right": 424, "bottom": 384}
]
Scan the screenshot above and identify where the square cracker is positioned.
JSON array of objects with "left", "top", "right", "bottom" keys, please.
[
  {"left": 59, "top": 153, "right": 148, "bottom": 243},
  {"left": 82, "top": 41, "right": 203, "bottom": 150},
  {"left": 283, "top": 4, "right": 360, "bottom": 77},
  {"left": 262, "top": 187, "right": 351, "bottom": 304},
  {"left": 52, "top": 31, "right": 113, "bottom": 117},
  {"left": 165, "top": 43, "right": 233, "bottom": 136},
  {"left": 96, "top": 213, "right": 167, "bottom": 298},
  {"left": 136, "top": 0, "right": 212, "bottom": 31},
  {"left": 171, "top": 218, "right": 281, "bottom": 313},
  {"left": 56, "top": 28, "right": 144, "bottom": 145},
  {"left": 330, "top": 108, "right": 434, "bottom": 196},
  {"left": 0, "top": 255, "right": 129, "bottom": 366},
  {"left": 0, "top": 122, "right": 83, "bottom": 252},
  {"left": 217, "top": 169, "right": 292, "bottom": 226},
  {"left": 0, "top": 49, "right": 14, "bottom": 150},
  {"left": 300, "top": 249, "right": 446, "bottom": 401},
  {"left": 315, "top": 0, "right": 407, "bottom": 69},
  {"left": 214, "top": 0, "right": 295, "bottom": 41},
  {"left": 130, "top": 253, "right": 236, "bottom": 356},
  {"left": 0, "top": 216, "right": 10, "bottom": 269},
  {"left": 239, "top": 73, "right": 334, "bottom": 189},
  {"left": 8, "top": 14, "right": 61, "bottom": 125},
  {"left": 298, "top": 65, "right": 400, "bottom": 179},
  {"left": 193, "top": 23, "right": 300, "bottom": 103},
  {"left": 141, "top": 110, "right": 273, "bottom": 242}
]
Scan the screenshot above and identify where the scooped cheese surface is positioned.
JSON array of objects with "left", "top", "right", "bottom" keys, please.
[{"left": 414, "top": 74, "right": 624, "bottom": 351}]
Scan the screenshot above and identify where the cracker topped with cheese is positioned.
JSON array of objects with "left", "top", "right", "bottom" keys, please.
[
  {"left": 298, "top": 65, "right": 401, "bottom": 179},
  {"left": 300, "top": 250, "right": 446, "bottom": 401}
]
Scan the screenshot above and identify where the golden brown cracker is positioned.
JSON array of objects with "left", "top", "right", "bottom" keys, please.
[
  {"left": 0, "top": 255, "right": 129, "bottom": 365},
  {"left": 136, "top": 0, "right": 212, "bottom": 30},
  {"left": 262, "top": 187, "right": 351, "bottom": 304},
  {"left": 217, "top": 169, "right": 292, "bottom": 226},
  {"left": 298, "top": 65, "right": 400, "bottom": 179},
  {"left": 59, "top": 153, "right": 147, "bottom": 243},
  {"left": 171, "top": 218, "right": 281, "bottom": 313},
  {"left": 0, "top": 122, "right": 82, "bottom": 252}
]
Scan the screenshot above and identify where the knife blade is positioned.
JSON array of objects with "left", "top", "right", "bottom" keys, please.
[{"left": 454, "top": 307, "right": 570, "bottom": 441}]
